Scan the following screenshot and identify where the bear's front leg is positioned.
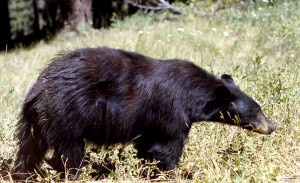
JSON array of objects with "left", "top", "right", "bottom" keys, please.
[{"left": 137, "top": 133, "right": 188, "bottom": 171}]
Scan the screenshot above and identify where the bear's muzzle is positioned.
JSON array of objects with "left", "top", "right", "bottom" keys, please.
[{"left": 254, "top": 112, "right": 276, "bottom": 134}]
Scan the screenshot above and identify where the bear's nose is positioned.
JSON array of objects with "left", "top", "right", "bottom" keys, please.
[{"left": 267, "top": 123, "right": 276, "bottom": 134}]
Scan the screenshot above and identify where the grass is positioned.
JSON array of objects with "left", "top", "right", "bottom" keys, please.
[{"left": 1, "top": 0, "right": 300, "bottom": 182}]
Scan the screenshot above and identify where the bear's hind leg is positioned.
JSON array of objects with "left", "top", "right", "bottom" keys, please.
[
  {"left": 13, "top": 114, "right": 48, "bottom": 180},
  {"left": 50, "top": 139, "right": 85, "bottom": 180}
]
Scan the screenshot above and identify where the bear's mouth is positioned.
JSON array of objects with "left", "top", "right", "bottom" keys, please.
[{"left": 242, "top": 119, "right": 276, "bottom": 135}]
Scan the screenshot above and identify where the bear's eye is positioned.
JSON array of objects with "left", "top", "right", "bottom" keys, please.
[{"left": 255, "top": 108, "right": 261, "bottom": 115}]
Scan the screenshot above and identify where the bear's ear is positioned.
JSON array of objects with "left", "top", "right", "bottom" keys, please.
[
  {"left": 215, "top": 84, "right": 236, "bottom": 102},
  {"left": 204, "top": 84, "right": 236, "bottom": 116},
  {"left": 221, "top": 74, "right": 234, "bottom": 84}
]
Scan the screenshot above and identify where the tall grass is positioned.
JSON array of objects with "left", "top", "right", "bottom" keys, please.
[{"left": 1, "top": 0, "right": 299, "bottom": 182}]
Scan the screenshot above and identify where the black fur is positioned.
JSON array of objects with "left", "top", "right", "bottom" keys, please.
[{"left": 14, "top": 47, "right": 275, "bottom": 180}]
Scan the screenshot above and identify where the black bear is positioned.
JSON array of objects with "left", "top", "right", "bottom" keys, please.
[{"left": 14, "top": 47, "right": 275, "bottom": 180}]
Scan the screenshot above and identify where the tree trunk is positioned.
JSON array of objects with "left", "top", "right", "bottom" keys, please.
[
  {"left": 0, "top": 0, "right": 11, "bottom": 49},
  {"left": 92, "top": 0, "right": 112, "bottom": 29},
  {"left": 69, "top": 0, "right": 92, "bottom": 29}
]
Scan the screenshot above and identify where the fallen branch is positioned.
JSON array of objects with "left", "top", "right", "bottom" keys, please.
[{"left": 129, "top": 0, "right": 182, "bottom": 14}]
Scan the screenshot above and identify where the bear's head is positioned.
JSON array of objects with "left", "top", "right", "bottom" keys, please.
[{"left": 208, "top": 74, "right": 276, "bottom": 134}]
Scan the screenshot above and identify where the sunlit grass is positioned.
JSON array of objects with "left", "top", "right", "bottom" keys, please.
[{"left": 1, "top": 0, "right": 300, "bottom": 182}]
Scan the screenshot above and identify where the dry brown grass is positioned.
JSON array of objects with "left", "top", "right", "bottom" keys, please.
[{"left": 1, "top": 0, "right": 300, "bottom": 182}]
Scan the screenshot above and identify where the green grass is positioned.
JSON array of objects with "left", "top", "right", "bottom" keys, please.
[{"left": 1, "top": 0, "right": 300, "bottom": 182}]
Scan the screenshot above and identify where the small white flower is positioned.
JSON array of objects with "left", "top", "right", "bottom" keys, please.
[
  {"left": 190, "top": 31, "right": 197, "bottom": 36},
  {"left": 138, "top": 30, "right": 143, "bottom": 34},
  {"left": 177, "top": 27, "right": 184, "bottom": 32},
  {"left": 197, "top": 31, "right": 203, "bottom": 35},
  {"left": 212, "top": 28, "right": 217, "bottom": 32},
  {"left": 223, "top": 31, "right": 229, "bottom": 37}
]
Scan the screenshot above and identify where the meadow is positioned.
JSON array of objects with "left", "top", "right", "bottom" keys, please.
[{"left": 0, "top": 0, "right": 299, "bottom": 182}]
